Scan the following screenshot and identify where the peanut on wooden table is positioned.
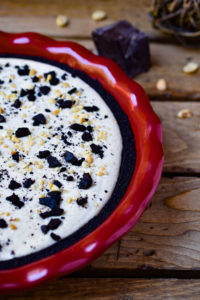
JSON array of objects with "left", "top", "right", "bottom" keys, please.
[{"left": 1, "top": 1, "right": 200, "bottom": 299}]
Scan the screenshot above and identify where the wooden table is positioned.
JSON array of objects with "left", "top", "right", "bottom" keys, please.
[{"left": 1, "top": 1, "right": 200, "bottom": 299}]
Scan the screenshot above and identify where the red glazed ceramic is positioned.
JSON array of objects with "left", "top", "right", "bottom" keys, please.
[{"left": 0, "top": 31, "right": 164, "bottom": 293}]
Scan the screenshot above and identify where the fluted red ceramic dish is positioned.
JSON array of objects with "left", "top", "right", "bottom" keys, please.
[{"left": 0, "top": 31, "right": 163, "bottom": 294}]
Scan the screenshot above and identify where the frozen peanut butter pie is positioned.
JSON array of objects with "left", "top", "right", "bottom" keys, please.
[{"left": 0, "top": 56, "right": 136, "bottom": 267}]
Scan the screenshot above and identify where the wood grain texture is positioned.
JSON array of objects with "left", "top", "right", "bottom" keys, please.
[
  {"left": 92, "top": 177, "right": 200, "bottom": 270},
  {"left": 0, "top": 0, "right": 162, "bottom": 40},
  {"left": 2, "top": 278, "right": 200, "bottom": 300},
  {"left": 152, "top": 102, "right": 200, "bottom": 173}
]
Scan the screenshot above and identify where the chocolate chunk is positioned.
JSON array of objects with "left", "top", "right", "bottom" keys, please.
[
  {"left": 37, "top": 150, "right": 50, "bottom": 159},
  {"left": 90, "top": 143, "right": 104, "bottom": 158},
  {"left": 84, "top": 106, "right": 99, "bottom": 112},
  {"left": 39, "top": 86, "right": 51, "bottom": 95},
  {"left": 40, "top": 208, "right": 64, "bottom": 219},
  {"left": 12, "top": 99, "right": 22, "bottom": 108},
  {"left": 46, "top": 156, "right": 62, "bottom": 168},
  {"left": 0, "top": 219, "right": 8, "bottom": 228},
  {"left": 76, "top": 196, "right": 88, "bottom": 207},
  {"left": 53, "top": 180, "right": 62, "bottom": 188},
  {"left": 15, "top": 127, "right": 31, "bottom": 138},
  {"left": 32, "top": 113, "right": 46, "bottom": 126},
  {"left": 17, "top": 65, "right": 30, "bottom": 76},
  {"left": 70, "top": 123, "right": 86, "bottom": 132},
  {"left": 0, "top": 115, "right": 6, "bottom": 123},
  {"left": 56, "top": 100, "right": 74, "bottom": 109},
  {"left": 12, "top": 152, "right": 20, "bottom": 162},
  {"left": 64, "top": 151, "right": 84, "bottom": 166},
  {"left": 82, "top": 132, "right": 93, "bottom": 142},
  {"left": 78, "top": 173, "right": 93, "bottom": 189},
  {"left": 6, "top": 193, "right": 24, "bottom": 209},
  {"left": 48, "top": 218, "right": 62, "bottom": 230},
  {"left": 50, "top": 232, "right": 61, "bottom": 241},
  {"left": 8, "top": 180, "right": 21, "bottom": 190},
  {"left": 68, "top": 87, "right": 77, "bottom": 95},
  {"left": 92, "top": 20, "right": 150, "bottom": 78},
  {"left": 23, "top": 178, "right": 34, "bottom": 188}
]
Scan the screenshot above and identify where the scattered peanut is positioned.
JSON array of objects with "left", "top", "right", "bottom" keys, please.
[
  {"left": 91, "top": 10, "right": 107, "bottom": 21},
  {"left": 182, "top": 62, "right": 199, "bottom": 74},
  {"left": 177, "top": 109, "right": 193, "bottom": 119},
  {"left": 156, "top": 78, "right": 167, "bottom": 91},
  {"left": 56, "top": 15, "right": 69, "bottom": 28}
]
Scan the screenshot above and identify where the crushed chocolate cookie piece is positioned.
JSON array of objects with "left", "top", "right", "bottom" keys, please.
[
  {"left": 76, "top": 196, "right": 88, "bottom": 207},
  {"left": 39, "top": 197, "right": 58, "bottom": 209},
  {"left": 59, "top": 167, "right": 66, "bottom": 173},
  {"left": 39, "top": 191, "right": 61, "bottom": 209},
  {"left": 44, "top": 71, "right": 60, "bottom": 86},
  {"left": 68, "top": 87, "right": 77, "bottom": 94},
  {"left": 41, "top": 225, "right": 49, "bottom": 234},
  {"left": 15, "top": 127, "right": 31, "bottom": 138},
  {"left": 32, "top": 76, "right": 39, "bottom": 83},
  {"left": 90, "top": 143, "right": 104, "bottom": 158},
  {"left": 86, "top": 125, "right": 93, "bottom": 132},
  {"left": 8, "top": 180, "right": 22, "bottom": 190},
  {"left": 39, "top": 86, "right": 51, "bottom": 95},
  {"left": 66, "top": 175, "right": 74, "bottom": 181},
  {"left": 12, "top": 99, "right": 22, "bottom": 108},
  {"left": 56, "top": 99, "right": 74, "bottom": 109},
  {"left": 48, "top": 218, "right": 62, "bottom": 230},
  {"left": 0, "top": 115, "right": 6, "bottom": 123},
  {"left": 0, "top": 219, "right": 8, "bottom": 229},
  {"left": 64, "top": 151, "right": 85, "bottom": 166},
  {"left": 84, "top": 105, "right": 99, "bottom": 112},
  {"left": 70, "top": 123, "right": 86, "bottom": 132},
  {"left": 6, "top": 193, "right": 24, "bottom": 209},
  {"left": 12, "top": 152, "right": 20, "bottom": 162},
  {"left": 78, "top": 173, "right": 93, "bottom": 189},
  {"left": 23, "top": 178, "right": 35, "bottom": 188},
  {"left": 50, "top": 232, "right": 61, "bottom": 241},
  {"left": 46, "top": 156, "right": 62, "bottom": 168},
  {"left": 82, "top": 132, "right": 93, "bottom": 142},
  {"left": 20, "top": 88, "right": 28, "bottom": 97},
  {"left": 53, "top": 180, "right": 62, "bottom": 188},
  {"left": 17, "top": 65, "right": 30, "bottom": 76},
  {"left": 40, "top": 208, "right": 64, "bottom": 219},
  {"left": 37, "top": 150, "right": 50, "bottom": 159},
  {"left": 32, "top": 113, "right": 46, "bottom": 126}
]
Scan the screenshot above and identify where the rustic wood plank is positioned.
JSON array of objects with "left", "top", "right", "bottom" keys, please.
[
  {"left": 0, "top": 0, "right": 163, "bottom": 41},
  {"left": 152, "top": 102, "right": 200, "bottom": 173},
  {"left": 3, "top": 278, "right": 200, "bottom": 300},
  {"left": 92, "top": 176, "right": 200, "bottom": 271}
]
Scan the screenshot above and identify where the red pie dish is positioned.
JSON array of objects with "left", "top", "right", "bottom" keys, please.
[{"left": 0, "top": 31, "right": 163, "bottom": 293}]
